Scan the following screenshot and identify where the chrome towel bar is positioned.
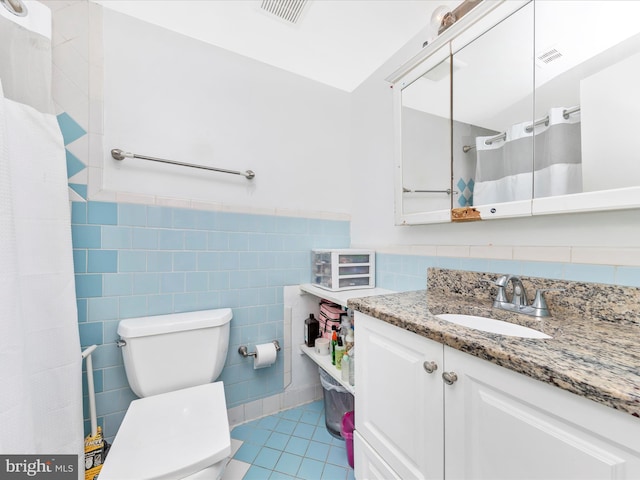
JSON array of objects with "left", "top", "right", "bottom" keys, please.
[
  {"left": 111, "top": 148, "right": 255, "bottom": 180},
  {"left": 403, "top": 187, "right": 453, "bottom": 195}
]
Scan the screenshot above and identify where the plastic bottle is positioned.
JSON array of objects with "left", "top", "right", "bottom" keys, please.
[
  {"left": 345, "top": 328, "right": 354, "bottom": 352},
  {"left": 331, "top": 327, "right": 338, "bottom": 365},
  {"left": 304, "top": 313, "right": 319, "bottom": 348},
  {"left": 335, "top": 338, "right": 345, "bottom": 370},
  {"left": 340, "top": 315, "right": 351, "bottom": 339},
  {"left": 348, "top": 346, "right": 355, "bottom": 386},
  {"left": 341, "top": 353, "right": 350, "bottom": 382}
]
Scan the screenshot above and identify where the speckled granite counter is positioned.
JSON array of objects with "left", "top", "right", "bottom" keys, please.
[{"left": 347, "top": 268, "right": 640, "bottom": 418}]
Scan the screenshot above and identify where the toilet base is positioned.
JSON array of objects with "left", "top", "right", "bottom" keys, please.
[{"left": 182, "top": 457, "right": 229, "bottom": 479}]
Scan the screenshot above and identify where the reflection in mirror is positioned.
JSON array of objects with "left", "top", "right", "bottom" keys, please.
[
  {"left": 453, "top": 2, "right": 534, "bottom": 212},
  {"left": 400, "top": 48, "right": 452, "bottom": 217},
  {"left": 534, "top": 1, "right": 640, "bottom": 199}
]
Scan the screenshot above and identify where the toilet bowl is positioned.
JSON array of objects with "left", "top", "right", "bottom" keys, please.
[
  {"left": 98, "top": 309, "right": 233, "bottom": 480},
  {"left": 99, "top": 382, "right": 230, "bottom": 480}
]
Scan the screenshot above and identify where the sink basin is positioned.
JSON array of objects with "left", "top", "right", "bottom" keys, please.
[{"left": 436, "top": 314, "right": 551, "bottom": 339}]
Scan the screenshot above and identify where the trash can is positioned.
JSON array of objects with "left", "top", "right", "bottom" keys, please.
[
  {"left": 319, "top": 368, "right": 354, "bottom": 439},
  {"left": 341, "top": 411, "right": 355, "bottom": 469}
]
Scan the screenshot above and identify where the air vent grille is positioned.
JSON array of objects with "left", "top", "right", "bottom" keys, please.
[
  {"left": 535, "top": 47, "right": 563, "bottom": 67},
  {"left": 261, "top": 0, "right": 308, "bottom": 24}
]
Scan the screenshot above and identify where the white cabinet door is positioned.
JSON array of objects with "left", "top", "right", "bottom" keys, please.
[
  {"left": 354, "top": 431, "right": 401, "bottom": 480},
  {"left": 443, "top": 346, "right": 640, "bottom": 480},
  {"left": 355, "top": 313, "right": 444, "bottom": 480}
]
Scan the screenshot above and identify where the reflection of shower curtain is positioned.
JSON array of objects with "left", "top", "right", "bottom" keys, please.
[
  {"left": 474, "top": 106, "right": 581, "bottom": 205},
  {"left": 0, "top": 4, "right": 83, "bottom": 462}
]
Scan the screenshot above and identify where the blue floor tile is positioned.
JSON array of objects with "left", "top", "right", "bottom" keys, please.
[
  {"left": 281, "top": 408, "right": 303, "bottom": 422},
  {"left": 304, "top": 400, "right": 324, "bottom": 412},
  {"left": 274, "top": 452, "right": 302, "bottom": 476},
  {"left": 244, "top": 465, "right": 273, "bottom": 480},
  {"left": 248, "top": 428, "right": 272, "bottom": 446},
  {"left": 266, "top": 432, "right": 290, "bottom": 450},
  {"left": 321, "top": 463, "right": 348, "bottom": 480},
  {"left": 234, "top": 442, "right": 261, "bottom": 463},
  {"left": 254, "top": 446, "right": 281, "bottom": 470},
  {"left": 305, "top": 441, "right": 330, "bottom": 462},
  {"left": 231, "top": 399, "right": 355, "bottom": 480},
  {"left": 270, "top": 472, "right": 295, "bottom": 480},
  {"left": 292, "top": 422, "right": 315, "bottom": 439},
  {"left": 231, "top": 424, "right": 255, "bottom": 441},
  {"left": 326, "top": 445, "right": 350, "bottom": 468},
  {"left": 311, "top": 425, "right": 335, "bottom": 444},
  {"left": 274, "top": 418, "right": 297, "bottom": 435},
  {"left": 300, "top": 411, "right": 322, "bottom": 425},
  {"left": 284, "top": 436, "right": 309, "bottom": 456},
  {"left": 297, "top": 458, "right": 324, "bottom": 480},
  {"left": 258, "top": 416, "right": 280, "bottom": 430}
]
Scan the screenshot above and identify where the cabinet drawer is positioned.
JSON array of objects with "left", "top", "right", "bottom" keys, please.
[{"left": 312, "top": 249, "right": 375, "bottom": 291}]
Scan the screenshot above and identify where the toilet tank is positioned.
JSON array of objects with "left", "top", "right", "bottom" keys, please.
[{"left": 117, "top": 308, "right": 232, "bottom": 398}]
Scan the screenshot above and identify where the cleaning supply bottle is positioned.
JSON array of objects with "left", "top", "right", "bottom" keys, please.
[
  {"left": 304, "top": 313, "right": 319, "bottom": 347},
  {"left": 331, "top": 327, "right": 338, "bottom": 365},
  {"left": 335, "top": 338, "right": 345, "bottom": 370},
  {"left": 341, "top": 352, "right": 350, "bottom": 382}
]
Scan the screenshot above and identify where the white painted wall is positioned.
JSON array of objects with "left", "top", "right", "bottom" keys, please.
[
  {"left": 581, "top": 51, "right": 640, "bottom": 192},
  {"left": 350, "top": 26, "right": 640, "bottom": 250},
  {"left": 102, "top": 9, "right": 351, "bottom": 216}
]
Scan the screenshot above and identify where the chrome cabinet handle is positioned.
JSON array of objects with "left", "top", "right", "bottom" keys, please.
[
  {"left": 423, "top": 361, "right": 438, "bottom": 374},
  {"left": 442, "top": 371, "right": 458, "bottom": 385}
]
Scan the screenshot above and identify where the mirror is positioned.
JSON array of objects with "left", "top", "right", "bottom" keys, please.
[
  {"left": 399, "top": 45, "right": 452, "bottom": 224},
  {"left": 452, "top": 2, "right": 533, "bottom": 219},
  {"left": 532, "top": 0, "right": 640, "bottom": 214},
  {"left": 393, "top": 0, "right": 640, "bottom": 225}
]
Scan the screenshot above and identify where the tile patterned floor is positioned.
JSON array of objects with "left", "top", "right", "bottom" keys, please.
[{"left": 225, "top": 400, "right": 354, "bottom": 480}]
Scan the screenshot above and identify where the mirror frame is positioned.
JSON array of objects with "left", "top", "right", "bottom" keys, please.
[{"left": 390, "top": 0, "right": 640, "bottom": 225}]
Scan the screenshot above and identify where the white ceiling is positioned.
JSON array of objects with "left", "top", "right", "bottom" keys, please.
[{"left": 94, "top": 0, "right": 459, "bottom": 92}]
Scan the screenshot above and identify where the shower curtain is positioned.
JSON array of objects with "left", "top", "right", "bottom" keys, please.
[
  {"left": 0, "top": 1, "right": 83, "bottom": 466},
  {"left": 473, "top": 106, "right": 582, "bottom": 205}
]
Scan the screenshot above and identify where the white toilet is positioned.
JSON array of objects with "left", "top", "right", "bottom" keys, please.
[{"left": 99, "top": 308, "right": 233, "bottom": 480}]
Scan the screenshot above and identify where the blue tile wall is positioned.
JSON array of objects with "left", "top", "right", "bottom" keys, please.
[
  {"left": 72, "top": 201, "right": 350, "bottom": 440},
  {"left": 375, "top": 253, "right": 640, "bottom": 292}
]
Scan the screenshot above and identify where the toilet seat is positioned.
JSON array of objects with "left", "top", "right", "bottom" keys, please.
[{"left": 99, "top": 382, "right": 230, "bottom": 480}]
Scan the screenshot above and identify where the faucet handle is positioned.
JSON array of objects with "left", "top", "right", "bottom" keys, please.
[
  {"left": 480, "top": 276, "right": 508, "bottom": 303},
  {"left": 531, "top": 288, "right": 565, "bottom": 316}
]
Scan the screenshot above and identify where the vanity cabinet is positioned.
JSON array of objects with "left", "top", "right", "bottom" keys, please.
[
  {"left": 355, "top": 312, "right": 640, "bottom": 480},
  {"left": 355, "top": 312, "right": 444, "bottom": 479}
]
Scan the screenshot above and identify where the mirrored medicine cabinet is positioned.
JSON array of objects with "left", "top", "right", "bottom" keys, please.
[{"left": 390, "top": 0, "right": 640, "bottom": 225}]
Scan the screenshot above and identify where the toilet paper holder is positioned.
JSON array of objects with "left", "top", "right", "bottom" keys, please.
[{"left": 238, "top": 340, "right": 281, "bottom": 358}]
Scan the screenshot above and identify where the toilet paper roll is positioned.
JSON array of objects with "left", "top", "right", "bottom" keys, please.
[{"left": 254, "top": 342, "right": 278, "bottom": 369}]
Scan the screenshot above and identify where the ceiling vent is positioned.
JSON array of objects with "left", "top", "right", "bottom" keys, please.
[
  {"left": 535, "top": 46, "right": 564, "bottom": 67},
  {"left": 260, "top": 0, "right": 308, "bottom": 24}
]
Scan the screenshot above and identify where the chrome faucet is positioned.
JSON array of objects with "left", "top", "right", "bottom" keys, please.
[{"left": 486, "top": 275, "right": 561, "bottom": 318}]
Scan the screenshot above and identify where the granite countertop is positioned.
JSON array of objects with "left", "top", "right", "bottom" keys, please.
[{"left": 347, "top": 273, "right": 640, "bottom": 419}]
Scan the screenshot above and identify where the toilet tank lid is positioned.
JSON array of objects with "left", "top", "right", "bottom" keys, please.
[{"left": 117, "top": 308, "right": 232, "bottom": 338}]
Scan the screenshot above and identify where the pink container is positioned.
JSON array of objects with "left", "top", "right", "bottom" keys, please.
[{"left": 341, "top": 411, "right": 355, "bottom": 468}]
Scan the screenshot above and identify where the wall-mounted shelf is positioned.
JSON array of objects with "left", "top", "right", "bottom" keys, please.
[
  {"left": 299, "top": 343, "right": 355, "bottom": 395},
  {"left": 299, "top": 283, "right": 395, "bottom": 308},
  {"left": 298, "top": 283, "right": 396, "bottom": 393}
]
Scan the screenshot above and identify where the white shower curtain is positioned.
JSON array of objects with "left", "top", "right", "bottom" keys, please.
[
  {"left": 474, "top": 106, "right": 582, "bottom": 205},
  {"left": 0, "top": 2, "right": 83, "bottom": 468}
]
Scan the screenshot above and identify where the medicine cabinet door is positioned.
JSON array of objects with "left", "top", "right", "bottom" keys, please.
[{"left": 451, "top": 1, "right": 535, "bottom": 220}]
